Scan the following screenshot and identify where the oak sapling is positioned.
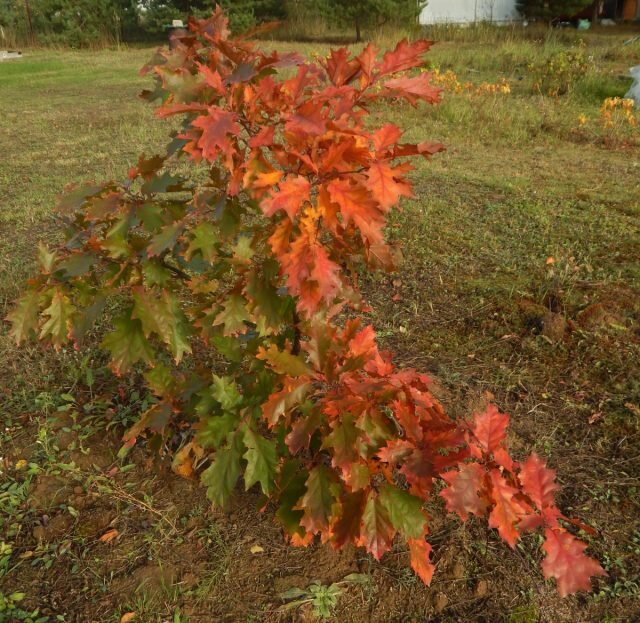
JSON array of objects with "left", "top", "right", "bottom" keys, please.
[{"left": 8, "top": 6, "right": 605, "bottom": 595}]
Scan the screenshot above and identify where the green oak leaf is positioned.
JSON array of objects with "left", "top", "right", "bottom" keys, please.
[
  {"left": 196, "top": 412, "right": 239, "bottom": 449},
  {"left": 39, "top": 290, "right": 75, "bottom": 348},
  {"left": 132, "top": 289, "right": 192, "bottom": 363},
  {"left": 186, "top": 222, "right": 219, "bottom": 262},
  {"left": 275, "top": 460, "right": 308, "bottom": 537},
  {"left": 210, "top": 334, "right": 244, "bottom": 362},
  {"left": 141, "top": 171, "right": 184, "bottom": 195},
  {"left": 232, "top": 236, "right": 254, "bottom": 263},
  {"left": 103, "top": 216, "right": 132, "bottom": 259},
  {"left": 147, "top": 222, "right": 183, "bottom": 257},
  {"left": 101, "top": 313, "right": 155, "bottom": 374},
  {"left": 70, "top": 296, "right": 106, "bottom": 346},
  {"left": 38, "top": 242, "right": 57, "bottom": 273},
  {"left": 201, "top": 435, "right": 243, "bottom": 507},
  {"left": 145, "top": 363, "right": 176, "bottom": 396},
  {"left": 246, "top": 271, "right": 287, "bottom": 333},
  {"left": 258, "top": 343, "right": 310, "bottom": 377},
  {"left": 243, "top": 427, "right": 277, "bottom": 495},
  {"left": 56, "top": 253, "right": 95, "bottom": 278},
  {"left": 142, "top": 260, "right": 172, "bottom": 286},
  {"left": 379, "top": 484, "right": 426, "bottom": 540},
  {"left": 138, "top": 202, "right": 167, "bottom": 232},
  {"left": 322, "top": 414, "right": 359, "bottom": 470},
  {"left": 7, "top": 290, "right": 40, "bottom": 344},
  {"left": 211, "top": 375, "right": 243, "bottom": 410},
  {"left": 213, "top": 294, "right": 250, "bottom": 335}
]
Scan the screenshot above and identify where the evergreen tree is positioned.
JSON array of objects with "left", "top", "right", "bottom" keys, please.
[
  {"left": 327, "top": 0, "right": 427, "bottom": 42},
  {"left": 141, "top": 0, "right": 285, "bottom": 34}
]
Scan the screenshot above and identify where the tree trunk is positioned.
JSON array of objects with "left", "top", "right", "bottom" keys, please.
[
  {"left": 24, "top": 0, "right": 35, "bottom": 44},
  {"left": 355, "top": 17, "right": 361, "bottom": 43},
  {"left": 592, "top": 1, "right": 600, "bottom": 23}
]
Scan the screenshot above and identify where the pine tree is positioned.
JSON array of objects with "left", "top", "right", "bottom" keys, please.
[{"left": 327, "top": 0, "right": 427, "bottom": 42}]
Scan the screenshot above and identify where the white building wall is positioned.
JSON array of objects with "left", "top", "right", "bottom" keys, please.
[{"left": 419, "top": 0, "right": 521, "bottom": 24}]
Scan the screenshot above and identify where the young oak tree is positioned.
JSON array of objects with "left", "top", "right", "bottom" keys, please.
[{"left": 8, "top": 7, "right": 606, "bottom": 595}]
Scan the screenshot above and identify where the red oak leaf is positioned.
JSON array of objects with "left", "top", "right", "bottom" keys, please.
[
  {"left": 331, "top": 489, "right": 367, "bottom": 548},
  {"left": 358, "top": 491, "right": 395, "bottom": 560},
  {"left": 541, "top": 528, "right": 606, "bottom": 597},
  {"left": 286, "top": 101, "right": 327, "bottom": 136},
  {"left": 440, "top": 462, "right": 488, "bottom": 521},
  {"left": 192, "top": 107, "right": 240, "bottom": 162},
  {"left": 400, "top": 447, "right": 435, "bottom": 497},
  {"left": 392, "top": 141, "right": 446, "bottom": 159},
  {"left": 248, "top": 125, "right": 275, "bottom": 148},
  {"left": 392, "top": 400, "right": 423, "bottom": 442},
  {"left": 488, "top": 469, "right": 529, "bottom": 548},
  {"left": 383, "top": 74, "right": 442, "bottom": 106},
  {"left": 377, "top": 439, "right": 415, "bottom": 464},
  {"left": 379, "top": 39, "right": 433, "bottom": 76},
  {"left": 518, "top": 453, "right": 560, "bottom": 511},
  {"left": 471, "top": 405, "right": 509, "bottom": 454},
  {"left": 356, "top": 43, "right": 377, "bottom": 83},
  {"left": 325, "top": 47, "right": 360, "bottom": 86},
  {"left": 260, "top": 176, "right": 311, "bottom": 220}
]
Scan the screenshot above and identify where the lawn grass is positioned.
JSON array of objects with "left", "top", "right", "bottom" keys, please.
[{"left": 1, "top": 29, "right": 639, "bottom": 623}]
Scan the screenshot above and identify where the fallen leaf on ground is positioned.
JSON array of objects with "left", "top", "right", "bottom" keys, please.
[{"left": 99, "top": 529, "right": 119, "bottom": 543}]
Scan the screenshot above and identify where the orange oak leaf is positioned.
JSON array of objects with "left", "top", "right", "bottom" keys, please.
[
  {"left": 262, "top": 377, "right": 312, "bottom": 427},
  {"left": 290, "top": 531, "right": 314, "bottom": 547},
  {"left": 392, "top": 400, "right": 423, "bottom": 442},
  {"left": 440, "top": 462, "right": 488, "bottom": 521},
  {"left": 260, "top": 175, "right": 311, "bottom": 220},
  {"left": 196, "top": 63, "right": 226, "bottom": 94},
  {"left": 541, "top": 528, "right": 606, "bottom": 597},
  {"left": 488, "top": 469, "right": 529, "bottom": 548},
  {"left": 327, "top": 179, "right": 384, "bottom": 244},
  {"left": 99, "top": 529, "right": 119, "bottom": 544},
  {"left": 372, "top": 123, "right": 402, "bottom": 153},
  {"left": 518, "top": 453, "right": 560, "bottom": 511},
  {"left": 309, "top": 245, "right": 342, "bottom": 308},
  {"left": 365, "top": 161, "right": 413, "bottom": 211},
  {"left": 408, "top": 537, "right": 435, "bottom": 585}
]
